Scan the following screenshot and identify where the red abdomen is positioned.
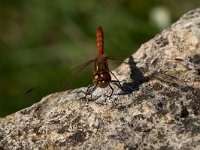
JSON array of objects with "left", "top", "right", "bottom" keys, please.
[{"left": 96, "top": 26, "right": 104, "bottom": 58}]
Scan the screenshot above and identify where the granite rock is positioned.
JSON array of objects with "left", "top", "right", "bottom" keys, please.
[{"left": 1, "top": 8, "right": 200, "bottom": 150}]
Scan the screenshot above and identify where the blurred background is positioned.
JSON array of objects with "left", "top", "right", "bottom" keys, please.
[{"left": 0, "top": 0, "right": 200, "bottom": 117}]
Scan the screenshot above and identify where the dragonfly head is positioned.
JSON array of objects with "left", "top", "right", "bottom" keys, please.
[{"left": 93, "top": 72, "right": 111, "bottom": 88}]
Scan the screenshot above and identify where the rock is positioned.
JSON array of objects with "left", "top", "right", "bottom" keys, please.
[{"left": 1, "top": 8, "right": 200, "bottom": 150}]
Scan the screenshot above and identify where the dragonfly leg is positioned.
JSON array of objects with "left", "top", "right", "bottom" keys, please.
[
  {"left": 86, "top": 85, "right": 93, "bottom": 94},
  {"left": 109, "top": 71, "right": 123, "bottom": 88},
  {"left": 111, "top": 80, "right": 123, "bottom": 89},
  {"left": 86, "top": 84, "right": 98, "bottom": 100},
  {"left": 111, "top": 79, "right": 132, "bottom": 94},
  {"left": 110, "top": 71, "right": 132, "bottom": 94},
  {"left": 75, "top": 85, "right": 92, "bottom": 100},
  {"left": 107, "top": 84, "right": 114, "bottom": 98}
]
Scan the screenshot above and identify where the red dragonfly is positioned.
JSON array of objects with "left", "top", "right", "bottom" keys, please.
[
  {"left": 34, "top": 26, "right": 125, "bottom": 112},
  {"left": 55, "top": 26, "right": 124, "bottom": 98},
  {"left": 80, "top": 26, "right": 124, "bottom": 98}
]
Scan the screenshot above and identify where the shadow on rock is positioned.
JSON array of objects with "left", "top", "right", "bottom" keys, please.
[{"left": 119, "top": 56, "right": 150, "bottom": 94}]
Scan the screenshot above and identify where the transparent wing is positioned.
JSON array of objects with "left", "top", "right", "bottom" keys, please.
[
  {"left": 33, "top": 59, "right": 94, "bottom": 113},
  {"left": 107, "top": 56, "right": 129, "bottom": 65}
]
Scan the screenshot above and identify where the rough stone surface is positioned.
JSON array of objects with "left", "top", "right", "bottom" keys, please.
[{"left": 1, "top": 8, "right": 200, "bottom": 150}]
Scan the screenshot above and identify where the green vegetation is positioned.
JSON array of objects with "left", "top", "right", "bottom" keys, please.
[{"left": 0, "top": 0, "right": 199, "bottom": 117}]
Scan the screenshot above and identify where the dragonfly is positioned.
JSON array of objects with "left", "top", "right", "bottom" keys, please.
[
  {"left": 68, "top": 26, "right": 125, "bottom": 98},
  {"left": 34, "top": 26, "right": 127, "bottom": 113},
  {"left": 82, "top": 26, "right": 124, "bottom": 97}
]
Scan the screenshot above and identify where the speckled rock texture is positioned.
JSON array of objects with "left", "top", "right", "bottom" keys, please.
[{"left": 1, "top": 8, "right": 200, "bottom": 150}]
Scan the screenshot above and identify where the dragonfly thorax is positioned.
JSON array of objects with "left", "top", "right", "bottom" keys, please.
[
  {"left": 92, "top": 56, "right": 111, "bottom": 88},
  {"left": 93, "top": 57, "right": 109, "bottom": 73}
]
